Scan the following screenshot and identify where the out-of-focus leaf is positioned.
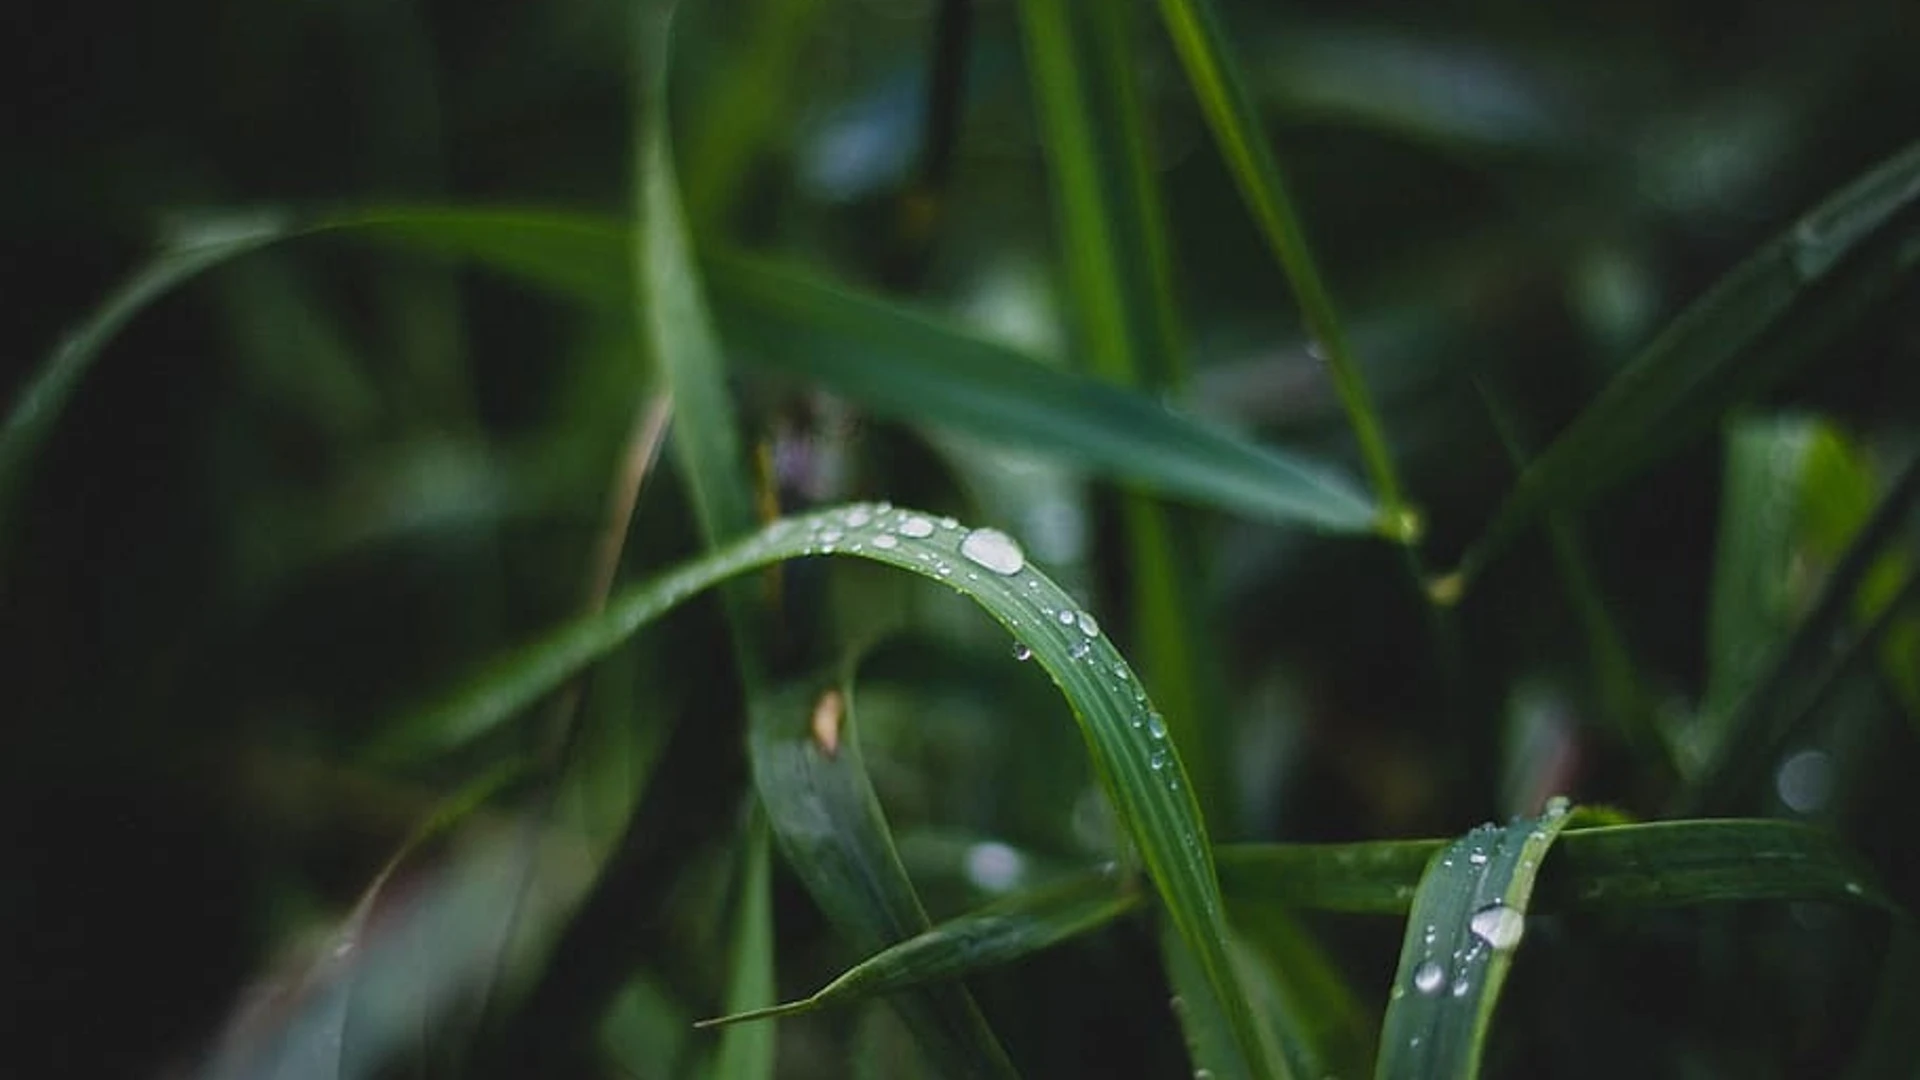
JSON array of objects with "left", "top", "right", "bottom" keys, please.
[
  {"left": 745, "top": 678, "right": 1017, "bottom": 1078},
  {"left": 1152, "top": 0, "right": 1412, "bottom": 532},
  {"left": 1374, "top": 804, "right": 1574, "bottom": 1080},
  {"left": 1456, "top": 139, "right": 1920, "bottom": 583},
  {"left": 699, "top": 870, "right": 1136, "bottom": 1028},
  {"left": 712, "top": 814, "right": 777, "bottom": 1079}
]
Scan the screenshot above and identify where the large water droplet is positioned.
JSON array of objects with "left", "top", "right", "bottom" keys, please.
[
  {"left": 1146, "top": 713, "right": 1167, "bottom": 740},
  {"left": 897, "top": 515, "right": 936, "bottom": 539},
  {"left": 1074, "top": 610, "right": 1100, "bottom": 637},
  {"left": 871, "top": 533, "right": 899, "bottom": 550},
  {"left": 843, "top": 506, "right": 873, "bottom": 528},
  {"left": 1412, "top": 960, "right": 1445, "bottom": 994},
  {"left": 1468, "top": 903, "right": 1525, "bottom": 950},
  {"left": 960, "top": 527, "right": 1026, "bottom": 575}
]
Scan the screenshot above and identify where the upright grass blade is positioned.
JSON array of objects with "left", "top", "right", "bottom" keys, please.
[
  {"left": 712, "top": 813, "right": 776, "bottom": 1080},
  {"left": 698, "top": 869, "right": 1138, "bottom": 1029},
  {"left": 1454, "top": 139, "right": 1920, "bottom": 585},
  {"left": 1374, "top": 804, "right": 1575, "bottom": 1080},
  {"left": 744, "top": 679, "right": 1019, "bottom": 1078},
  {"left": 371, "top": 502, "right": 1261, "bottom": 1072},
  {"left": 1152, "top": 0, "right": 1413, "bottom": 537}
]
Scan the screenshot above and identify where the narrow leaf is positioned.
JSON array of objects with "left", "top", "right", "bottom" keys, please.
[
  {"left": 699, "top": 871, "right": 1136, "bottom": 1028},
  {"left": 712, "top": 814, "right": 777, "bottom": 1079},
  {"left": 1375, "top": 803, "right": 1575, "bottom": 1080},
  {"left": 746, "top": 679, "right": 1019, "bottom": 1078},
  {"left": 1457, "top": 139, "right": 1920, "bottom": 582}
]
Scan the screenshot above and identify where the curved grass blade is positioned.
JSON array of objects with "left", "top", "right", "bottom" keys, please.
[
  {"left": 0, "top": 212, "right": 286, "bottom": 545},
  {"left": 371, "top": 502, "right": 1259, "bottom": 1071},
  {"left": 1455, "top": 138, "right": 1920, "bottom": 584},
  {"left": 1375, "top": 803, "right": 1575, "bottom": 1079},
  {"left": 709, "top": 251, "right": 1378, "bottom": 534},
  {"left": 745, "top": 679, "right": 1018, "bottom": 1078},
  {"left": 698, "top": 869, "right": 1138, "bottom": 1029},
  {"left": 1152, "top": 0, "right": 1413, "bottom": 533}
]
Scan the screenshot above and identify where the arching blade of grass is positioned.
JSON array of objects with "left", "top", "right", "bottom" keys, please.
[
  {"left": 368, "top": 502, "right": 1259, "bottom": 1071},
  {"left": 742, "top": 678, "right": 1018, "bottom": 1078},
  {"left": 1, "top": 207, "right": 1380, "bottom": 563},
  {"left": 1152, "top": 0, "right": 1413, "bottom": 535},
  {"left": 1374, "top": 804, "right": 1576, "bottom": 1080},
  {"left": 0, "top": 212, "right": 286, "bottom": 546},
  {"left": 698, "top": 869, "right": 1138, "bottom": 1029},
  {"left": 1454, "top": 138, "right": 1920, "bottom": 585},
  {"left": 1215, "top": 819, "right": 1895, "bottom": 915}
]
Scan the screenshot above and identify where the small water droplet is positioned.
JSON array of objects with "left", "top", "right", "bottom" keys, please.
[
  {"left": 1011, "top": 642, "right": 1033, "bottom": 662},
  {"left": 871, "top": 533, "right": 899, "bottom": 550},
  {"left": 965, "top": 841, "right": 1025, "bottom": 892},
  {"left": 1413, "top": 961, "right": 1445, "bottom": 994},
  {"left": 939, "top": 516, "right": 959, "bottom": 530},
  {"left": 817, "top": 528, "right": 844, "bottom": 545},
  {"left": 959, "top": 527, "right": 1027, "bottom": 575},
  {"left": 1129, "top": 713, "right": 1145, "bottom": 729},
  {"left": 1068, "top": 639, "right": 1091, "bottom": 660},
  {"left": 1111, "top": 662, "right": 1128, "bottom": 679},
  {"left": 1075, "top": 610, "right": 1100, "bottom": 637},
  {"left": 1146, "top": 713, "right": 1167, "bottom": 739},
  {"left": 1468, "top": 850, "right": 1488, "bottom": 865},
  {"left": 843, "top": 506, "right": 872, "bottom": 528},
  {"left": 897, "top": 515, "right": 936, "bottom": 538},
  {"left": 1450, "top": 976, "right": 1470, "bottom": 997},
  {"left": 1468, "top": 904, "right": 1525, "bottom": 950},
  {"left": 1845, "top": 880, "right": 1865, "bottom": 896},
  {"left": 1149, "top": 749, "right": 1168, "bottom": 771},
  {"left": 1057, "top": 610, "right": 1075, "bottom": 626}
]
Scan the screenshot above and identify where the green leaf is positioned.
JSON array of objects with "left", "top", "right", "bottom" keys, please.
[
  {"left": 712, "top": 813, "right": 777, "bottom": 1079},
  {"left": 371, "top": 503, "right": 1248, "bottom": 1077},
  {"left": 744, "top": 677, "right": 1018, "bottom": 1078},
  {"left": 1152, "top": 0, "right": 1412, "bottom": 532},
  {"left": 0, "top": 212, "right": 286, "bottom": 546},
  {"left": 1374, "top": 804, "right": 1575, "bottom": 1080},
  {"left": 1456, "top": 138, "right": 1920, "bottom": 583},
  {"left": 709, "top": 251, "right": 1379, "bottom": 534},
  {"left": 698, "top": 870, "right": 1137, "bottom": 1029}
]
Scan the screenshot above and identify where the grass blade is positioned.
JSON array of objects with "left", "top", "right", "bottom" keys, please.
[
  {"left": 745, "top": 678, "right": 1019, "bottom": 1077},
  {"left": 1374, "top": 803, "right": 1575, "bottom": 1079},
  {"left": 699, "top": 870, "right": 1137, "bottom": 1029},
  {"left": 710, "top": 251, "right": 1379, "bottom": 533},
  {"left": 1215, "top": 819, "right": 1895, "bottom": 916},
  {"left": 371, "top": 502, "right": 1250, "bottom": 1073},
  {"left": 1152, "top": 0, "right": 1413, "bottom": 534},
  {"left": 0, "top": 213, "right": 286, "bottom": 546},
  {"left": 712, "top": 813, "right": 777, "bottom": 1079},
  {"left": 1455, "top": 138, "right": 1920, "bottom": 584}
]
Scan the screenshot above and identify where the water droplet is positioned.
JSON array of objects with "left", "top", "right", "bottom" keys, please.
[
  {"left": 1011, "top": 642, "right": 1033, "bottom": 662},
  {"left": 939, "top": 516, "right": 959, "bottom": 530},
  {"left": 1413, "top": 960, "right": 1445, "bottom": 994},
  {"left": 897, "top": 515, "right": 936, "bottom": 538},
  {"left": 965, "top": 841, "right": 1025, "bottom": 892},
  {"left": 1146, "top": 713, "right": 1167, "bottom": 740},
  {"left": 871, "top": 533, "right": 899, "bottom": 550},
  {"left": 1128, "top": 714, "right": 1144, "bottom": 729},
  {"left": 1111, "top": 662, "right": 1128, "bottom": 679},
  {"left": 843, "top": 506, "right": 873, "bottom": 528},
  {"left": 1468, "top": 850, "right": 1488, "bottom": 865},
  {"left": 1149, "top": 749, "right": 1168, "bottom": 771},
  {"left": 1450, "top": 976, "right": 1470, "bottom": 997},
  {"left": 1845, "top": 881, "right": 1865, "bottom": 896},
  {"left": 817, "top": 528, "right": 844, "bottom": 545},
  {"left": 1544, "top": 795, "right": 1571, "bottom": 816},
  {"left": 1468, "top": 904, "right": 1525, "bottom": 950},
  {"left": 1068, "top": 639, "right": 1091, "bottom": 660},
  {"left": 1057, "top": 610, "right": 1075, "bottom": 626},
  {"left": 1775, "top": 748, "right": 1833, "bottom": 814},
  {"left": 1075, "top": 610, "right": 1100, "bottom": 637},
  {"left": 959, "top": 527, "right": 1026, "bottom": 575}
]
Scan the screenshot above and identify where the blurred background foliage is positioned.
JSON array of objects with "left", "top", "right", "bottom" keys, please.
[{"left": 3, "top": 0, "right": 1918, "bottom": 1076}]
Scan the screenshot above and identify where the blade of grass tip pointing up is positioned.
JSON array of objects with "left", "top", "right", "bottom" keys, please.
[
  {"left": 1374, "top": 802, "right": 1576, "bottom": 1080},
  {"left": 1152, "top": 0, "right": 1416, "bottom": 542},
  {"left": 375, "top": 502, "right": 1262, "bottom": 1074},
  {"left": 1453, "top": 138, "right": 1920, "bottom": 587}
]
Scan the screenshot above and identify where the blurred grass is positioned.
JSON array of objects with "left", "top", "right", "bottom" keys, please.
[{"left": 5, "top": 0, "right": 1920, "bottom": 1077}]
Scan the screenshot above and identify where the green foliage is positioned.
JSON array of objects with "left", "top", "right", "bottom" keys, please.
[{"left": 6, "top": 1, "right": 1920, "bottom": 1078}]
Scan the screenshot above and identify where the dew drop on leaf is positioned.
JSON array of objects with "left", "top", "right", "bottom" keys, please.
[{"left": 959, "top": 527, "right": 1027, "bottom": 575}]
